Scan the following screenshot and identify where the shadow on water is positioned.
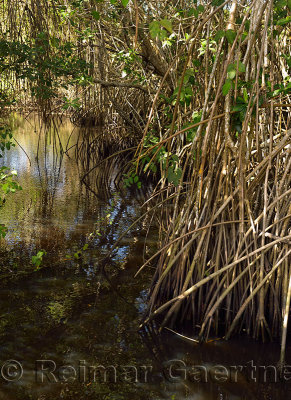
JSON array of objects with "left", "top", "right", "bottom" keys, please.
[{"left": 0, "top": 114, "right": 290, "bottom": 399}]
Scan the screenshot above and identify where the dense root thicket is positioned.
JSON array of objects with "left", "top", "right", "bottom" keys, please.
[{"left": 130, "top": 0, "right": 290, "bottom": 365}]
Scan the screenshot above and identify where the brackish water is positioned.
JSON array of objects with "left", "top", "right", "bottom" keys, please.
[{"left": 0, "top": 114, "right": 290, "bottom": 400}]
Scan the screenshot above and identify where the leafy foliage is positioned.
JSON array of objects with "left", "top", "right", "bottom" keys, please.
[
  {"left": 0, "top": 125, "right": 22, "bottom": 238},
  {"left": 0, "top": 34, "right": 91, "bottom": 101},
  {"left": 31, "top": 250, "right": 47, "bottom": 269}
]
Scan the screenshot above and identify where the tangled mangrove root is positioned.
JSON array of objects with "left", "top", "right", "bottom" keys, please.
[
  {"left": 130, "top": 0, "right": 291, "bottom": 364},
  {"left": 142, "top": 129, "right": 290, "bottom": 338}
]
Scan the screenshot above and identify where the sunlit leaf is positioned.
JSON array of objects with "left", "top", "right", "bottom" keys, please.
[
  {"left": 227, "top": 64, "right": 236, "bottom": 80},
  {"left": 243, "top": 88, "right": 248, "bottom": 103},
  {"left": 160, "top": 19, "right": 173, "bottom": 33},
  {"left": 149, "top": 21, "right": 160, "bottom": 38},
  {"left": 276, "top": 16, "right": 291, "bottom": 26}
]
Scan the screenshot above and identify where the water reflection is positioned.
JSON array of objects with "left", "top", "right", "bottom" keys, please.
[
  {"left": 2, "top": 116, "right": 87, "bottom": 246},
  {"left": 0, "top": 115, "right": 289, "bottom": 400}
]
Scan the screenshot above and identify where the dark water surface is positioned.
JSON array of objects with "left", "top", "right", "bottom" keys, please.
[{"left": 0, "top": 115, "right": 290, "bottom": 399}]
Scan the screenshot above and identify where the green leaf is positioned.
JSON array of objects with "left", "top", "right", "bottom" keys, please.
[
  {"left": 31, "top": 250, "right": 46, "bottom": 268},
  {"left": 167, "top": 166, "right": 175, "bottom": 183},
  {"left": 272, "top": 89, "right": 281, "bottom": 97},
  {"left": 171, "top": 154, "right": 179, "bottom": 162},
  {"left": 225, "top": 29, "right": 236, "bottom": 44},
  {"left": 158, "top": 30, "right": 167, "bottom": 41},
  {"left": 148, "top": 162, "right": 157, "bottom": 173},
  {"left": 243, "top": 88, "right": 248, "bottom": 103},
  {"left": 190, "top": 8, "right": 199, "bottom": 18},
  {"left": 149, "top": 21, "right": 161, "bottom": 38},
  {"left": 238, "top": 61, "right": 246, "bottom": 73},
  {"left": 197, "top": 5, "right": 205, "bottom": 13},
  {"left": 227, "top": 63, "right": 236, "bottom": 80},
  {"left": 167, "top": 166, "right": 182, "bottom": 186},
  {"left": 186, "top": 130, "right": 195, "bottom": 142},
  {"left": 232, "top": 104, "right": 245, "bottom": 112},
  {"left": 160, "top": 19, "right": 173, "bottom": 33},
  {"left": 91, "top": 11, "right": 100, "bottom": 21},
  {"left": 276, "top": 16, "right": 291, "bottom": 25},
  {"left": 222, "top": 79, "right": 232, "bottom": 96},
  {"left": 288, "top": 0, "right": 291, "bottom": 11},
  {"left": 276, "top": 0, "right": 287, "bottom": 9},
  {"left": 121, "top": 0, "right": 130, "bottom": 7},
  {"left": 83, "top": 244, "right": 89, "bottom": 251},
  {"left": 214, "top": 30, "right": 225, "bottom": 43}
]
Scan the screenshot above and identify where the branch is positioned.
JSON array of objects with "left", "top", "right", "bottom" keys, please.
[{"left": 92, "top": 78, "right": 149, "bottom": 93}]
